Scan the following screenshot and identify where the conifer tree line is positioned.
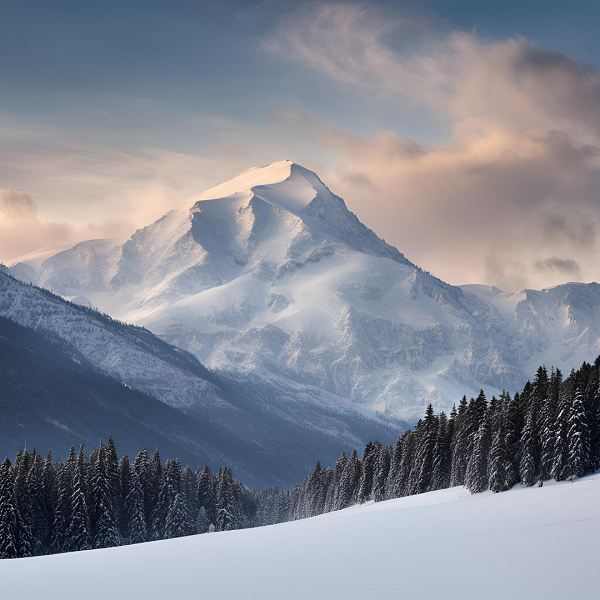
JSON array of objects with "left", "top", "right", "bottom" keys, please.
[{"left": 2, "top": 356, "right": 600, "bottom": 558}]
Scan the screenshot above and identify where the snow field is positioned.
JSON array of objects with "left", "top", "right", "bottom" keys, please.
[{"left": 2, "top": 474, "right": 599, "bottom": 599}]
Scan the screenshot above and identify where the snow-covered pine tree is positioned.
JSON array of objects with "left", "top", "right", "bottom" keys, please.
[
  {"left": 450, "top": 396, "right": 470, "bottom": 486},
  {"left": 52, "top": 446, "right": 75, "bottom": 553},
  {"left": 503, "top": 391, "right": 521, "bottom": 489},
  {"left": 413, "top": 405, "right": 438, "bottom": 495},
  {"left": 197, "top": 464, "right": 216, "bottom": 527},
  {"left": 196, "top": 506, "right": 209, "bottom": 534},
  {"left": 567, "top": 383, "right": 590, "bottom": 480},
  {"left": 92, "top": 442, "right": 121, "bottom": 549},
  {"left": 67, "top": 445, "right": 92, "bottom": 552},
  {"left": 385, "top": 436, "right": 403, "bottom": 499},
  {"left": 397, "top": 430, "right": 417, "bottom": 497},
  {"left": 26, "top": 450, "right": 46, "bottom": 556},
  {"left": 0, "top": 458, "right": 18, "bottom": 559},
  {"left": 357, "top": 441, "right": 381, "bottom": 503},
  {"left": 215, "top": 468, "right": 239, "bottom": 531},
  {"left": 465, "top": 410, "right": 492, "bottom": 494},
  {"left": 131, "top": 448, "right": 153, "bottom": 531},
  {"left": 372, "top": 444, "right": 392, "bottom": 502},
  {"left": 164, "top": 492, "right": 190, "bottom": 539},
  {"left": 519, "top": 385, "right": 539, "bottom": 487},
  {"left": 124, "top": 466, "right": 147, "bottom": 544},
  {"left": 326, "top": 451, "right": 347, "bottom": 511},
  {"left": 40, "top": 449, "right": 56, "bottom": 553},
  {"left": 338, "top": 449, "right": 361, "bottom": 509},
  {"left": 431, "top": 411, "right": 451, "bottom": 491},
  {"left": 488, "top": 406, "right": 507, "bottom": 493},
  {"left": 13, "top": 449, "right": 33, "bottom": 557},
  {"left": 118, "top": 454, "right": 131, "bottom": 537}
]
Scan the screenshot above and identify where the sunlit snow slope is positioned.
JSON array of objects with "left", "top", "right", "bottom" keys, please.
[
  {"left": 3, "top": 474, "right": 599, "bottom": 599},
  {"left": 10, "top": 161, "right": 600, "bottom": 420}
]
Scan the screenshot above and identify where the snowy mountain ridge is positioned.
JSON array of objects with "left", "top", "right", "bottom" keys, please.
[
  {"left": 0, "top": 269, "right": 400, "bottom": 486},
  {"left": 9, "top": 161, "right": 600, "bottom": 419}
]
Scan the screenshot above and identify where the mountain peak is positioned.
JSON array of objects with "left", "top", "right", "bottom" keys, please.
[{"left": 187, "top": 160, "right": 330, "bottom": 215}]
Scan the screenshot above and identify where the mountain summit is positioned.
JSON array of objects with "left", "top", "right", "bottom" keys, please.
[{"left": 10, "top": 162, "right": 600, "bottom": 419}]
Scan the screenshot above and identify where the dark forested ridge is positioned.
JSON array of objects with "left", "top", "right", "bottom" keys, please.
[{"left": 2, "top": 356, "right": 600, "bottom": 559}]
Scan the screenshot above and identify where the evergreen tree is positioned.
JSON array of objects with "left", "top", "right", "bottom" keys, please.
[
  {"left": 0, "top": 458, "right": 19, "bottom": 559},
  {"left": 338, "top": 450, "right": 361, "bottom": 509},
  {"left": 519, "top": 387, "right": 539, "bottom": 487},
  {"left": 92, "top": 442, "right": 121, "bottom": 549},
  {"left": 431, "top": 411, "right": 451, "bottom": 491},
  {"left": 67, "top": 445, "right": 91, "bottom": 552},
  {"left": 215, "top": 468, "right": 239, "bottom": 532},
  {"left": 488, "top": 407, "right": 507, "bottom": 493},
  {"left": 124, "top": 466, "right": 147, "bottom": 544},
  {"left": 450, "top": 396, "right": 470, "bottom": 486},
  {"left": 414, "top": 405, "right": 438, "bottom": 494},
  {"left": 465, "top": 410, "right": 492, "bottom": 494},
  {"left": 196, "top": 506, "right": 210, "bottom": 534},
  {"left": 357, "top": 441, "right": 380, "bottom": 503},
  {"left": 567, "top": 384, "right": 590, "bottom": 479},
  {"left": 372, "top": 445, "right": 392, "bottom": 502},
  {"left": 197, "top": 464, "right": 216, "bottom": 527}
]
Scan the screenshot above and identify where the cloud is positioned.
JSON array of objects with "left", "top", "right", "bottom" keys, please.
[
  {"left": 534, "top": 256, "right": 582, "bottom": 279},
  {"left": 261, "top": 3, "right": 600, "bottom": 291},
  {"left": 262, "top": 3, "right": 600, "bottom": 135}
]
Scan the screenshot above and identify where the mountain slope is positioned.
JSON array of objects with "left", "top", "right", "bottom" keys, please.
[
  {"left": 0, "top": 270, "right": 402, "bottom": 487},
  {"left": 10, "top": 160, "right": 600, "bottom": 419},
  {"left": 3, "top": 475, "right": 599, "bottom": 599}
]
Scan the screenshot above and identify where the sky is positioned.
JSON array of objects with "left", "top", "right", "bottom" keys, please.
[{"left": 2, "top": 0, "right": 600, "bottom": 291}]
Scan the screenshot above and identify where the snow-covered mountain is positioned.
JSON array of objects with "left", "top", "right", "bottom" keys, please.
[
  {"left": 0, "top": 270, "right": 400, "bottom": 487},
  {"left": 9, "top": 161, "right": 600, "bottom": 419}
]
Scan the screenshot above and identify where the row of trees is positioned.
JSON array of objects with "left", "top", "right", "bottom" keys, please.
[
  {"left": 0, "top": 436, "right": 256, "bottom": 559},
  {"left": 2, "top": 356, "right": 600, "bottom": 558}
]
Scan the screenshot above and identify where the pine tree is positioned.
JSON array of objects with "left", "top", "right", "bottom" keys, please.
[
  {"left": 92, "top": 442, "right": 121, "bottom": 549},
  {"left": 118, "top": 454, "right": 131, "bottom": 537},
  {"left": 13, "top": 449, "right": 33, "bottom": 558},
  {"left": 357, "top": 441, "right": 380, "bottom": 503},
  {"left": 215, "top": 468, "right": 239, "bottom": 532},
  {"left": 431, "top": 411, "right": 451, "bottom": 491},
  {"left": 124, "top": 466, "right": 147, "bottom": 544},
  {"left": 519, "top": 386, "right": 540, "bottom": 487},
  {"left": 567, "top": 384, "right": 590, "bottom": 479},
  {"left": 327, "top": 451, "right": 347, "bottom": 511},
  {"left": 164, "top": 493, "right": 190, "bottom": 539},
  {"left": 67, "top": 445, "right": 91, "bottom": 552},
  {"left": 488, "top": 407, "right": 507, "bottom": 493},
  {"left": 196, "top": 506, "right": 210, "bottom": 534},
  {"left": 52, "top": 446, "right": 76, "bottom": 553},
  {"left": 465, "top": 410, "right": 492, "bottom": 494},
  {"left": 0, "top": 458, "right": 19, "bottom": 559},
  {"left": 338, "top": 450, "right": 361, "bottom": 509},
  {"left": 414, "top": 405, "right": 438, "bottom": 494},
  {"left": 372, "top": 445, "right": 392, "bottom": 502},
  {"left": 40, "top": 449, "right": 56, "bottom": 553},
  {"left": 197, "top": 464, "right": 216, "bottom": 527},
  {"left": 450, "top": 396, "right": 470, "bottom": 486}
]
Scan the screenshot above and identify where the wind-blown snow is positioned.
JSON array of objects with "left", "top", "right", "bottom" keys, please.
[
  {"left": 9, "top": 161, "right": 600, "bottom": 420},
  {"left": 2, "top": 474, "right": 599, "bottom": 599}
]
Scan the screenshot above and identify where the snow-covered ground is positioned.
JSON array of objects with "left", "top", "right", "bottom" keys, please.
[{"left": 3, "top": 475, "right": 599, "bottom": 599}]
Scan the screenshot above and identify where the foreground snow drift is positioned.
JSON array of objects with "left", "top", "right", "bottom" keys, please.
[{"left": 3, "top": 475, "right": 600, "bottom": 599}]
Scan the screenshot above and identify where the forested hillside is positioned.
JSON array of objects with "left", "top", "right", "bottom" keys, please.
[{"left": 2, "top": 354, "right": 599, "bottom": 558}]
